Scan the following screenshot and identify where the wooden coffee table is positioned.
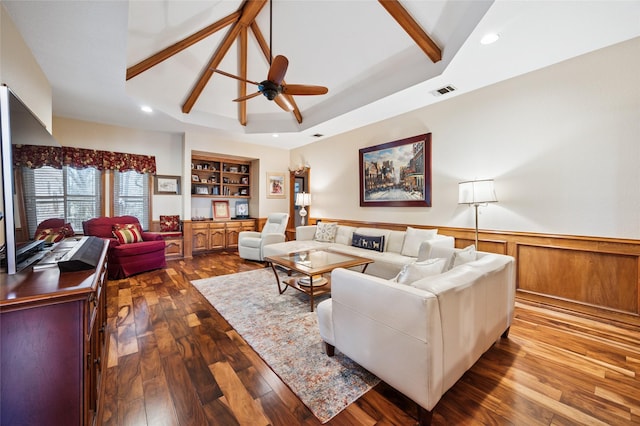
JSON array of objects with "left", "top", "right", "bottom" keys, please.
[{"left": 265, "top": 249, "right": 373, "bottom": 312}]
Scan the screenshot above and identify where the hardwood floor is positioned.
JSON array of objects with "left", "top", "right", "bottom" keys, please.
[{"left": 102, "top": 251, "right": 640, "bottom": 425}]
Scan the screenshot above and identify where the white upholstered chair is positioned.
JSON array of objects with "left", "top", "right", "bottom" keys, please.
[{"left": 238, "top": 212, "right": 289, "bottom": 261}]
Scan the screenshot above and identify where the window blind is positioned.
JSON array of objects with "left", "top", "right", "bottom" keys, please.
[
  {"left": 113, "top": 170, "right": 150, "bottom": 230},
  {"left": 22, "top": 166, "right": 101, "bottom": 238}
]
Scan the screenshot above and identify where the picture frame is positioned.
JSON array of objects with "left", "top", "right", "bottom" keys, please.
[
  {"left": 195, "top": 186, "right": 209, "bottom": 195},
  {"left": 241, "top": 176, "right": 249, "bottom": 184},
  {"left": 212, "top": 200, "right": 230, "bottom": 220},
  {"left": 266, "top": 172, "right": 286, "bottom": 198},
  {"left": 359, "top": 133, "right": 432, "bottom": 207},
  {"left": 154, "top": 175, "right": 181, "bottom": 195},
  {"left": 235, "top": 199, "right": 249, "bottom": 218},
  {"left": 192, "top": 174, "right": 199, "bottom": 182}
]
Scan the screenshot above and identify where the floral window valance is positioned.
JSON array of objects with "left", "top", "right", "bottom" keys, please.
[{"left": 12, "top": 144, "right": 156, "bottom": 174}]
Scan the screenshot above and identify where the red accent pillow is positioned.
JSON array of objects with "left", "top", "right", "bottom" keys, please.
[
  {"left": 62, "top": 222, "right": 75, "bottom": 237},
  {"left": 35, "top": 227, "right": 66, "bottom": 243},
  {"left": 160, "top": 215, "right": 180, "bottom": 232},
  {"left": 112, "top": 223, "right": 143, "bottom": 244}
]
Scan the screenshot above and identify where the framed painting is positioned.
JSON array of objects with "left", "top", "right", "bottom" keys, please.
[
  {"left": 359, "top": 133, "right": 432, "bottom": 207},
  {"left": 212, "top": 200, "right": 230, "bottom": 220},
  {"left": 154, "top": 175, "right": 181, "bottom": 195},
  {"left": 266, "top": 172, "right": 286, "bottom": 198}
]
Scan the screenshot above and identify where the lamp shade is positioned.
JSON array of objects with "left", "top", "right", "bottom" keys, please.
[
  {"left": 458, "top": 179, "right": 497, "bottom": 204},
  {"left": 295, "top": 192, "right": 311, "bottom": 207}
]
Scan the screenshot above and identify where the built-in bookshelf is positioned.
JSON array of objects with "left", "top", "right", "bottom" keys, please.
[{"left": 191, "top": 155, "right": 251, "bottom": 198}]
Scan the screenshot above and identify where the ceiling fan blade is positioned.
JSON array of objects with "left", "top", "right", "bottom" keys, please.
[
  {"left": 233, "top": 91, "right": 262, "bottom": 102},
  {"left": 273, "top": 94, "right": 293, "bottom": 112},
  {"left": 211, "top": 68, "right": 259, "bottom": 86},
  {"left": 281, "top": 84, "right": 329, "bottom": 96},
  {"left": 267, "top": 55, "right": 289, "bottom": 85}
]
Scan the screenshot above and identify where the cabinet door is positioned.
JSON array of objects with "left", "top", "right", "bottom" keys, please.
[
  {"left": 192, "top": 226, "right": 209, "bottom": 252},
  {"left": 209, "top": 224, "right": 226, "bottom": 249},
  {"left": 225, "top": 222, "right": 241, "bottom": 249}
]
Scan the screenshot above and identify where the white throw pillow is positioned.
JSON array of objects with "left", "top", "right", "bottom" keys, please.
[
  {"left": 400, "top": 227, "right": 438, "bottom": 257},
  {"left": 314, "top": 222, "right": 338, "bottom": 242},
  {"left": 393, "top": 258, "right": 447, "bottom": 285},
  {"left": 452, "top": 245, "right": 477, "bottom": 268}
]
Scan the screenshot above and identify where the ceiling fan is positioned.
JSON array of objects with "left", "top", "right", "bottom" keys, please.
[{"left": 212, "top": 55, "right": 328, "bottom": 112}]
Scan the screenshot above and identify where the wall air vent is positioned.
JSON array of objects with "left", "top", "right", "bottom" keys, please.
[{"left": 431, "top": 85, "right": 457, "bottom": 97}]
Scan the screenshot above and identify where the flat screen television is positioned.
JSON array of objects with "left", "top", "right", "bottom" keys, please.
[{"left": 0, "top": 85, "right": 59, "bottom": 274}]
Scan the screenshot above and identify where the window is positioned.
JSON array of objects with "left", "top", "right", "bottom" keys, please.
[
  {"left": 113, "top": 170, "right": 150, "bottom": 230},
  {"left": 22, "top": 166, "right": 102, "bottom": 238}
]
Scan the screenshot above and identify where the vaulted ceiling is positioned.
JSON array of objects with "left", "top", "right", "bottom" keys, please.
[
  {"left": 4, "top": 1, "right": 640, "bottom": 149},
  {"left": 124, "top": 0, "right": 488, "bottom": 136}
]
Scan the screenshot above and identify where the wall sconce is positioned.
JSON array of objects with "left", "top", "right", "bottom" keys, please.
[
  {"left": 458, "top": 179, "right": 498, "bottom": 249},
  {"left": 295, "top": 192, "right": 312, "bottom": 226}
]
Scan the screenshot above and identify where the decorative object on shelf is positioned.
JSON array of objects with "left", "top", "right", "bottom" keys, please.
[
  {"left": 295, "top": 192, "right": 312, "bottom": 225},
  {"left": 195, "top": 186, "right": 209, "bottom": 195},
  {"left": 212, "top": 200, "right": 230, "bottom": 219},
  {"left": 235, "top": 199, "right": 249, "bottom": 219},
  {"left": 289, "top": 162, "right": 310, "bottom": 176},
  {"left": 241, "top": 176, "right": 249, "bottom": 184},
  {"left": 200, "top": 178, "right": 208, "bottom": 183},
  {"left": 191, "top": 174, "right": 199, "bottom": 182},
  {"left": 458, "top": 179, "right": 498, "bottom": 249},
  {"left": 154, "top": 175, "right": 181, "bottom": 195},
  {"left": 359, "top": 133, "right": 432, "bottom": 207},
  {"left": 240, "top": 165, "right": 248, "bottom": 173},
  {"left": 267, "top": 172, "right": 286, "bottom": 198}
]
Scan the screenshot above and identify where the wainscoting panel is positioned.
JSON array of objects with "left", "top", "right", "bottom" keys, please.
[
  {"left": 517, "top": 244, "right": 638, "bottom": 315},
  {"left": 315, "top": 218, "right": 640, "bottom": 325}
]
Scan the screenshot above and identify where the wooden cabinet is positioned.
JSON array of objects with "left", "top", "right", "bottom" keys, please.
[
  {"left": 191, "top": 154, "right": 251, "bottom": 198},
  {"left": 163, "top": 236, "right": 183, "bottom": 259},
  {"left": 183, "top": 219, "right": 256, "bottom": 256},
  {"left": 0, "top": 238, "right": 109, "bottom": 426}
]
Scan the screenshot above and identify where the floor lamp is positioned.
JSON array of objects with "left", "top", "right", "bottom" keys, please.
[
  {"left": 458, "top": 179, "right": 498, "bottom": 249},
  {"left": 295, "top": 192, "right": 311, "bottom": 226}
]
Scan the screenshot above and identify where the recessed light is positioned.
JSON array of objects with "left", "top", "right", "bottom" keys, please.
[
  {"left": 480, "top": 33, "right": 500, "bottom": 45},
  {"left": 140, "top": 105, "right": 153, "bottom": 113},
  {"left": 272, "top": 133, "right": 279, "bottom": 138}
]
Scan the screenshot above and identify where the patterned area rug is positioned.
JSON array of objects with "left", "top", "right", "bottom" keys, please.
[{"left": 191, "top": 268, "right": 380, "bottom": 423}]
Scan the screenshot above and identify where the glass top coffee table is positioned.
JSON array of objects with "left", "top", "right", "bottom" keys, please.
[{"left": 265, "top": 249, "right": 373, "bottom": 312}]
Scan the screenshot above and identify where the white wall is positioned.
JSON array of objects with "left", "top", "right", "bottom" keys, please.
[
  {"left": 53, "top": 117, "right": 184, "bottom": 219},
  {"left": 184, "top": 132, "right": 290, "bottom": 220},
  {"left": 291, "top": 37, "right": 640, "bottom": 240},
  {"left": 0, "top": 4, "right": 52, "bottom": 132}
]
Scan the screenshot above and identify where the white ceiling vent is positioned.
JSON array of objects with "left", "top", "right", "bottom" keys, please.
[{"left": 431, "top": 85, "right": 457, "bottom": 97}]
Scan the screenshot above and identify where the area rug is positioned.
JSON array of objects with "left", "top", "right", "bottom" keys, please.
[{"left": 191, "top": 268, "right": 380, "bottom": 423}]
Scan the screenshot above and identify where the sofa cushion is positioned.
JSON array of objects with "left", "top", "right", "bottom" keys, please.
[
  {"left": 35, "top": 227, "right": 66, "bottom": 243},
  {"left": 334, "top": 225, "right": 356, "bottom": 246},
  {"left": 387, "top": 230, "right": 406, "bottom": 254},
  {"left": 111, "top": 239, "right": 166, "bottom": 257},
  {"left": 314, "top": 222, "right": 338, "bottom": 242},
  {"left": 452, "top": 245, "right": 477, "bottom": 268},
  {"left": 351, "top": 232, "right": 385, "bottom": 252},
  {"left": 393, "top": 258, "right": 447, "bottom": 285},
  {"left": 113, "top": 223, "right": 143, "bottom": 244},
  {"left": 159, "top": 215, "right": 180, "bottom": 232},
  {"left": 354, "top": 227, "right": 392, "bottom": 251},
  {"left": 401, "top": 227, "right": 438, "bottom": 257}
]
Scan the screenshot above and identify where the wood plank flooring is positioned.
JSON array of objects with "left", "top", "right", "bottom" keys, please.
[{"left": 102, "top": 251, "right": 640, "bottom": 425}]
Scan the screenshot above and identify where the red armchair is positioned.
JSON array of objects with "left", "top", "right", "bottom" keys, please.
[{"left": 82, "top": 215, "right": 166, "bottom": 280}]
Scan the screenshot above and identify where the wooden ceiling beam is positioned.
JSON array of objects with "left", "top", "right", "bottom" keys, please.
[
  {"left": 126, "top": 11, "right": 241, "bottom": 80},
  {"left": 250, "top": 21, "right": 303, "bottom": 124},
  {"left": 182, "top": 0, "right": 267, "bottom": 114},
  {"left": 379, "top": 0, "right": 442, "bottom": 63},
  {"left": 238, "top": 26, "right": 248, "bottom": 126}
]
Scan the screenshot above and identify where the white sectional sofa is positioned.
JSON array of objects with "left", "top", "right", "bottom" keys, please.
[
  {"left": 262, "top": 223, "right": 455, "bottom": 279},
  {"left": 316, "top": 246, "right": 516, "bottom": 425}
]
